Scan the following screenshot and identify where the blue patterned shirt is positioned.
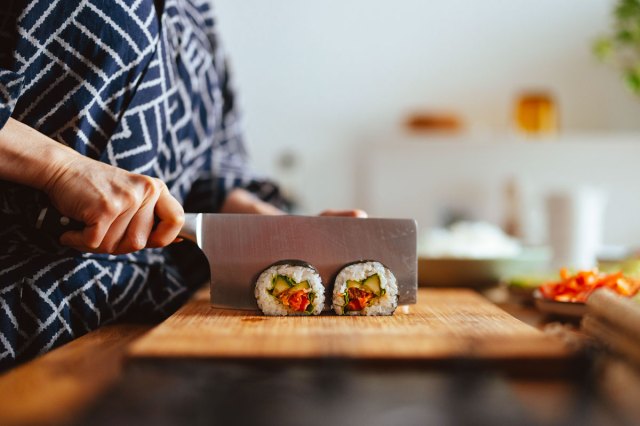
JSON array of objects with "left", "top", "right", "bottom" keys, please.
[{"left": 0, "top": 0, "right": 284, "bottom": 369}]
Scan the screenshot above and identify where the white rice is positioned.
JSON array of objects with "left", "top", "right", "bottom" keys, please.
[
  {"left": 332, "top": 261, "right": 398, "bottom": 316},
  {"left": 255, "top": 263, "right": 325, "bottom": 316}
]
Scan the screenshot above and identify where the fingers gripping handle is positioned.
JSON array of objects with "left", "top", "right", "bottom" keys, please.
[
  {"left": 35, "top": 206, "right": 198, "bottom": 244},
  {"left": 35, "top": 207, "right": 84, "bottom": 240}
]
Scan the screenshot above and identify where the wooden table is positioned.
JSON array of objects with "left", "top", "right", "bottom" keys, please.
[{"left": 1, "top": 288, "right": 639, "bottom": 426}]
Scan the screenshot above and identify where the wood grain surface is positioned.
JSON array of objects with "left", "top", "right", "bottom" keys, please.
[
  {"left": 0, "top": 324, "right": 151, "bottom": 426},
  {"left": 128, "top": 289, "right": 573, "bottom": 361}
]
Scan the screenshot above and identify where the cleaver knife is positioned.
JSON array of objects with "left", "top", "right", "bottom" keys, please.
[{"left": 36, "top": 209, "right": 418, "bottom": 310}]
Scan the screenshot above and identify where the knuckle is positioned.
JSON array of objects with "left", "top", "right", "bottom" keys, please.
[
  {"left": 121, "top": 188, "right": 139, "bottom": 206},
  {"left": 97, "top": 196, "right": 123, "bottom": 217},
  {"left": 96, "top": 196, "right": 114, "bottom": 214},
  {"left": 143, "top": 175, "right": 157, "bottom": 188},
  {"left": 153, "top": 177, "right": 167, "bottom": 189},
  {"left": 157, "top": 236, "right": 173, "bottom": 247},
  {"left": 125, "top": 190, "right": 138, "bottom": 203},
  {"left": 173, "top": 209, "right": 185, "bottom": 227},
  {"left": 161, "top": 216, "right": 184, "bottom": 236},
  {"left": 139, "top": 175, "right": 160, "bottom": 195},
  {"left": 150, "top": 233, "right": 171, "bottom": 248},
  {"left": 127, "top": 235, "right": 145, "bottom": 251},
  {"left": 84, "top": 233, "right": 102, "bottom": 249}
]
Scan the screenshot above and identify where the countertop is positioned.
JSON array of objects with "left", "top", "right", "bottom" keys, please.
[{"left": 1, "top": 287, "right": 639, "bottom": 426}]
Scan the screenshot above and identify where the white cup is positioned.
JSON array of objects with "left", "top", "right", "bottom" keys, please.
[{"left": 546, "top": 188, "right": 606, "bottom": 270}]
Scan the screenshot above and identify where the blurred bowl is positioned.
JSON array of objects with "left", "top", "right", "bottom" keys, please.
[
  {"left": 418, "top": 247, "right": 551, "bottom": 287},
  {"left": 505, "top": 273, "right": 559, "bottom": 304},
  {"left": 598, "top": 257, "right": 640, "bottom": 277},
  {"left": 533, "top": 290, "right": 587, "bottom": 318}
]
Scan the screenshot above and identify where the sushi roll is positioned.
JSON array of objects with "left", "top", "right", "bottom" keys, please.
[
  {"left": 332, "top": 261, "right": 398, "bottom": 315},
  {"left": 255, "top": 260, "right": 325, "bottom": 316}
]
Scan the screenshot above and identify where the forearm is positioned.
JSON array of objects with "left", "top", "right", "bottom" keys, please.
[
  {"left": 0, "top": 118, "right": 77, "bottom": 191},
  {"left": 220, "top": 188, "right": 285, "bottom": 215},
  {"left": 0, "top": 118, "right": 184, "bottom": 254},
  {"left": 218, "top": 188, "right": 367, "bottom": 217}
]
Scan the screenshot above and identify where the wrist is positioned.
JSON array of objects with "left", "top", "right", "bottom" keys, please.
[
  {"left": 39, "top": 143, "right": 81, "bottom": 195},
  {"left": 221, "top": 188, "right": 285, "bottom": 215}
]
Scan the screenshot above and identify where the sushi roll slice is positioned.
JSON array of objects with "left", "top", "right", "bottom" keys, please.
[
  {"left": 332, "top": 261, "right": 398, "bottom": 315},
  {"left": 255, "top": 260, "right": 325, "bottom": 316}
]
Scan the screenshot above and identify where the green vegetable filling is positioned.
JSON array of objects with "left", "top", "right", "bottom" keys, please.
[
  {"left": 268, "top": 274, "right": 315, "bottom": 312},
  {"left": 305, "top": 295, "right": 316, "bottom": 314},
  {"left": 342, "top": 273, "right": 385, "bottom": 313},
  {"left": 344, "top": 274, "right": 384, "bottom": 296}
]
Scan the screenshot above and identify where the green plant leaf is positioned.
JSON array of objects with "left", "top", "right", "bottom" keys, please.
[
  {"left": 615, "top": 29, "right": 634, "bottom": 43},
  {"left": 594, "top": 0, "right": 640, "bottom": 97},
  {"left": 593, "top": 37, "right": 613, "bottom": 60},
  {"left": 615, "top": 0, "right": 640, "bottom": 20},
  {"left": 625, "top": 69, "right": 640, "bottom": 94}
]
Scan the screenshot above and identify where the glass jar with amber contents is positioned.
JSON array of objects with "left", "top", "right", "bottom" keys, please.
[{"left": 514, "top": 91, "right": 558, "bottom": 137}]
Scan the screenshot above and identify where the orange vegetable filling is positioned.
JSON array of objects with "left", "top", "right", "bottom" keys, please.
[
  {"left": 278, "top": 290, "right": 310, "bottom": 312},
  {"left": 346, "top": 287, "right": 374, "bottom": 311},
  {"left": 539, "top": 268, "right": 640, "bottom": 303}
]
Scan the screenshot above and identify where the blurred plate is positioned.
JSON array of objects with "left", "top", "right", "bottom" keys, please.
[
  {"left": 533, "top": 290, "right": 587, "bottom": 318},
  {"left": 418, "top": 247, "right": 550, "bottom": 287},
  {"left": 505, "top": 273, "right": 559, "bottom": 304}
]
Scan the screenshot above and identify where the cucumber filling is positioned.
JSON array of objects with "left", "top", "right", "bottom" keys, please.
[
  {"left": 269, "top": 274, "right": 314, "bottom": 313},
  {"left": 342, "top": 273, "right": 385, "bottom": 313}
]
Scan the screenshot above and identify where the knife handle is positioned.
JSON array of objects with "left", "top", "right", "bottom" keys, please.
[
  {"left": 36, "top": 206, "right": 197, "bottom": 244},
  {"left": 35, "top": 207, "right": 84, "bottom": 239}
]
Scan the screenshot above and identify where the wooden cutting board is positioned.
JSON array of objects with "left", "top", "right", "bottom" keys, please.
[{"left": 128, "top": 289, "right": 573, "bottom": 362}]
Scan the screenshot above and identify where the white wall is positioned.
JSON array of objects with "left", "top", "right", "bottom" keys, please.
[
  {"left": 214, "top": 0, "right": 640, "bottom": 214},
  {"left": 362, "top": 135, "right": 640, "bottom": 247}
]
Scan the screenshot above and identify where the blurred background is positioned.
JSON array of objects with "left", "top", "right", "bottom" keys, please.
[{"left": 215, "top": 0, "right": 640, "bottom": 252}]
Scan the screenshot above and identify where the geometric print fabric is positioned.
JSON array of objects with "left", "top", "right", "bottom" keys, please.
[{"left": 0, "top": 0, "right": 284, "bottom": 370}]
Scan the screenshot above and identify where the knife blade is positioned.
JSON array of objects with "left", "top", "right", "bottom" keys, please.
[{"left": 37, "top": 209, "right": 418, "bottom": 310}]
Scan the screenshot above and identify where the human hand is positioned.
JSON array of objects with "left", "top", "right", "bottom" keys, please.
[
  {"left": 318, "top": 209, "right": 368, "bottom": 218},
  {"left": 220, "top": 188, "right": 286, "bottom": 215},
  {"left": 43, "top": 155, "right": 184, "bottom": 254},
  {"left": 0, "top": 118, "right": 183, "bottom": 254},
  {"left": 221, "top": 189, "right": 368, "bottom": 218}
]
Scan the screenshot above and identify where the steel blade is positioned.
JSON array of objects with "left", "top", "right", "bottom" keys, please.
[{"left": 199, "top": 214, "right": 417, "bottom": 310}]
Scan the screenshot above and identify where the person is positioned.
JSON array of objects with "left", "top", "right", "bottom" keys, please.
[{"left": 0, "top": 0, "right": 363, "bottom": 370}]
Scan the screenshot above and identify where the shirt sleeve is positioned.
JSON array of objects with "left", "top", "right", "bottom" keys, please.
[
  {"left": 0, "top": 69, "right": 35, "bottom": 223},
  {"left": 0, "top": 69, "right": 23, "bottom": 130}
]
